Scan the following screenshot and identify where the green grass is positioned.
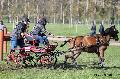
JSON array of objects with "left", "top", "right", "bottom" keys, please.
[
  {"left": 5, "top": 23, "right": 120, "bottom": 37},
  {"left": 0, "top": 23, "right": 120, "bottom": 79},
  {"left": 0, "top": 46, "right": 120, "bottom": 79}
]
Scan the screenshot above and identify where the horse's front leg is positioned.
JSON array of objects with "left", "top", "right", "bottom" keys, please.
[
  {"left": 98, "top": 46, "right": 107, "bottom": 67},
  {"left": 97, "top": 52, "right": 104, "bottom": 66}
]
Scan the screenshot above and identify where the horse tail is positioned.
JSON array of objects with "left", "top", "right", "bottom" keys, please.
[{"left": 60, "top": 40, "right": 69, "bottom": 47}]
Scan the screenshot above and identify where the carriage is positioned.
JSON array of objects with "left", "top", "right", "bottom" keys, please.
[{"left": 6, "top": 34, "right": 62, "bottom": 67}]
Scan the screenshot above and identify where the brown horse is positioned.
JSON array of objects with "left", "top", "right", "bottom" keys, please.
[{"left": 60, "top": 25, "right": 119, "bottom": 67}]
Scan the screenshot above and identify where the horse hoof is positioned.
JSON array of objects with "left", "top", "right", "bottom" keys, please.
[
  {"left": 62, "top": 61, "right": 67, "bottom": 68},
  {"left": 98, "top": 63, "right": 104, "bottom": 67},
  {"left": 71, "top": 62, "right": 78, "bottom": 67},
  {"left": 74, "top": 64, "right": 78, "bottom": 68},
  {"left": 63, "top": 61, "right": 65, "bottom": 64},
  {"left": 62, "top": 64, "right": 67, "bottom": 69}
]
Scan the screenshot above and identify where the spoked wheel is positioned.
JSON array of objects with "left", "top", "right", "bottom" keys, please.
[
  {"left": 6, "top": 53, "right": 22, "bottom": 67},
  {"left": 15, "top": 54, "right": 25, "bottom": 66},
  {"left": 6, "top": 53, "right": 27, "bottom": 68},
  {"left": 38, "top": 54, "right": 57, "bottom": 67},
  {"left": 16, "top": 53, "right": 32, "bottom": 67},
  {"left": 6, "top": 54, "right": 15, "bottom": 66}
]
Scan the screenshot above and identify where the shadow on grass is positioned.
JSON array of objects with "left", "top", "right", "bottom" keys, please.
[
  {"left": 53, "top": 62, "right": 87, "bottom": 70},
  {"left": 0, "top": 62, "right": 86, "bottom": 71},
  {"left": 89, "top": 66, "right": 120, "bottom": 70},
  {"left": 1, "top": 61, "right": 120, "bottom": 71},
  {"left": 54, "top": 62, "right": 120, "bottom": 70},
  {"left": 86, "top": 62, "right": 120, "bottom": 70}
]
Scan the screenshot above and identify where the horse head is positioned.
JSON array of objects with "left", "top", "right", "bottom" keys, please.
[{"left": 105, "top": 25, "right": 119, "bottom": 41}]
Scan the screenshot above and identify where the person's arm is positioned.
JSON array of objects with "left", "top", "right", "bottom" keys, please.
[
  {"left": 20, "top": 23, "right": 28, "bottom": 37},
  {"left": 41, "top": 25, "right": 49, "bottom": 34},
  {"left": 43, "top": 25, "right": 54, "bottom": 36}
]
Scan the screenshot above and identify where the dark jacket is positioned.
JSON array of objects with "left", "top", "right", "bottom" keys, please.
[
  {"left": 99, "top": 24, "right": 105, "bottom": 35},
  {"left": 11, "top": 22, "right": 27, "bottom": 38},
  {"left": 30, "top": 23, "right": 46, "bottom": 36},
  {"left": 90, "top": 24, "right": 96, "bottom": 36},
  {"left": 91, "top": 24, "right": 96, "bottom": 31}
]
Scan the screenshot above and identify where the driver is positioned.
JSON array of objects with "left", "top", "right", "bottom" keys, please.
[{"left": 30, "top": 17, "right": 53, "bottom": 46}]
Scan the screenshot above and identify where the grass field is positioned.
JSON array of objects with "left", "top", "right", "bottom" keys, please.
[
  {"left": 0, "top": 23, "right": 120, "bottom": 79},
  {"left": 5, "top": 23, "right": 120, "bottom": 38}
]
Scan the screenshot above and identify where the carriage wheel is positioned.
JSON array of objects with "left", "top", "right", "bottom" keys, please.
[
  {"left": 16, "top": 53, "right": 32, "bottom": 67},
  {"left": 6, "top": 54, "right": 15, "bottom": 66},
  {"left": 6, "top": 53, "right": 22, "bottom": 67},
  {"left": 38, "top": 54, "right": 57, "bottom": 67},
  {"left": 16, "top": 54, "right": 24, "bottom": 66}
]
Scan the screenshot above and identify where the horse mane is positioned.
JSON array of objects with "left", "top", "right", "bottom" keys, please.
[{"left": 104, "top": 26, "right": 115, "bottom": 36}]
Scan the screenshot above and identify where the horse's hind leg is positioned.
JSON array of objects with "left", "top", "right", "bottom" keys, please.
[
  {"left": 64, "top": 51, "right": 74, "bottom": 64},
  {"left": 71, "top": 50, "right": 81, "bottom": 66}
]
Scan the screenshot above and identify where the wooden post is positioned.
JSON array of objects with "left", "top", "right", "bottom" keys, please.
[
  {"left": 3, "top": 27, "right": 7, "bottom": 53},
  {"left": 0, "top": 29, "right": 3, "bottom": 61}
]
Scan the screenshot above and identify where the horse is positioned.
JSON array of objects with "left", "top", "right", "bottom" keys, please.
[{"left": 60, "top": 25, "right": 119, "bottom": 67}]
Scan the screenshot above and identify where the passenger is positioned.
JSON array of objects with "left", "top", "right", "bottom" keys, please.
[
  {"left": 99, "top": 22, "right": 105, "bottom": 36},
  {"left": 90, "top": 21, "right": 96, "bottom": 36},
  {"left": 10, "top": 16, "right": 30, "bottom": 53}
]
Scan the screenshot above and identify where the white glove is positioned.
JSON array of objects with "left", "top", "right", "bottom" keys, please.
[{"left": 50, "top": 33, "right": 54, "bottom": 36}]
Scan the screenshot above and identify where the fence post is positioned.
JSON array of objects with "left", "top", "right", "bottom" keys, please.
[
  {"left": 3, "top": 27, "right": 7, "bottom": 53},
  {"left": 0, "top": 29, "right": 3, "bottom": 61}
]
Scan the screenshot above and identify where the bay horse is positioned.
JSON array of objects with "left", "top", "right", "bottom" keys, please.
[{"left": 60, "top": 25, "right": 119, "bottom": 67}]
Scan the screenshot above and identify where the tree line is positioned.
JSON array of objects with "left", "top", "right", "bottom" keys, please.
[{"left": 0, "top": 0, "right": 120, "bottom": 24}]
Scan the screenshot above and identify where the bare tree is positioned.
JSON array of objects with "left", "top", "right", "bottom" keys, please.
[{"left": 0, "top": 0, "right": 120, "bottom": 24}]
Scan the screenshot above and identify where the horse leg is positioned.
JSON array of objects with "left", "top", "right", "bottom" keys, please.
[
  {"left": 64, "top": 51, "right": 74, "bottom": 65},
  {"left": 97, "top": 52, "right": 101, "bottom": 64},
  {"left": 99, "top": 51, "right": 105, "bottom": 67},
  {"left": 98, "top": 46, "right": 106, "bottom": 67},
  {"left": 71, "top": 49, "right": 81, "bottom": 67}
]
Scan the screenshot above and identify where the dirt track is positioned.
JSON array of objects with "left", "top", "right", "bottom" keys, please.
[
  {"left": 109, "top": 40, "right": 120, "bottom": 46},
  {"left": 48, "top": 36, "right": 120, "bottom": 46}
]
